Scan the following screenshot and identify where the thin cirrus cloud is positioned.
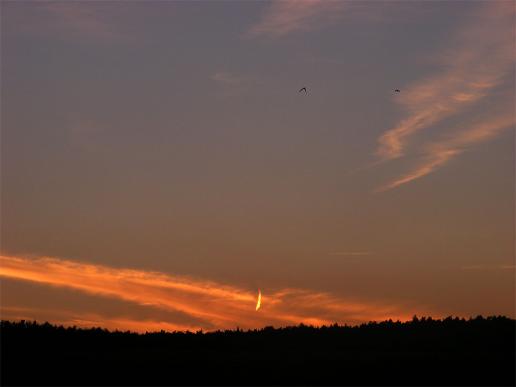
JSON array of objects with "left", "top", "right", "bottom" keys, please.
[
  {"left": 42, "top": 2, "right": 117, "bottom": 39},
  {"left": 377, "top": 2, "right": 513, "bottom": 161},
  {"left": 4, "top": 1, "right": 163, "bottom": 42},
  {"left": 4, "top": 2, "right": 119, "bottom": 40},
  {"left": 374, "top": 1, "right": 514, "bottom": 191},
  {"left": 0, "top": 255, "right": 429, "bottom": 331},
  {"left": 247, "top": 0, "right": 348, "bottom": 38},
  {"left": 377, "top": 113, "right": 514, "bottom": 191},
  {"left": 246, "top": 1, "right": 422, "bottom": 38}
]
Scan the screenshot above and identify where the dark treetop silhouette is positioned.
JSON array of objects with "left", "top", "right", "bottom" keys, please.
[{"left": 1, "top": 316, "right": 515, "bottom": 386}]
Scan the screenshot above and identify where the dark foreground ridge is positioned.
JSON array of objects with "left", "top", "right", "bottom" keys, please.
[{"left": 1, "top": 316, "right": 515, "bottom": 386}]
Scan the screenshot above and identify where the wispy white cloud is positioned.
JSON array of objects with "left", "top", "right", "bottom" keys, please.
[{"left": 374, "top": 1, "right": 514, "bottom": 191}]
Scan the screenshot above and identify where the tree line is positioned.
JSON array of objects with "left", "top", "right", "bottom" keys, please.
[{"left": 1, "top": 315, "right": 514, "bottom": 385}]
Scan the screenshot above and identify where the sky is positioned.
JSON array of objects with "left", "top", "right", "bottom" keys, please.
[{"left": 1, "top": 0, "right": 514, "bottom": 332}]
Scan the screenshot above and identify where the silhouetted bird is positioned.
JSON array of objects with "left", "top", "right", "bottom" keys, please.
[
  {"left": 394, "top": 89, "right": 400, "bottom": 93},
  {"left": 299, "top": 87, "right": 307, "bottom": 93}
]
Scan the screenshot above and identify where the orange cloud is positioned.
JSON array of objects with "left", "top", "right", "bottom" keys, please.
[{"left": 0, "top": 255, "right": 429, "bottom": 331}]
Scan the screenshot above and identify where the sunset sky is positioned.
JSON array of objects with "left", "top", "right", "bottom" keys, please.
[{"left": 1, "top": 0, "right": 514, "bottom": 332}]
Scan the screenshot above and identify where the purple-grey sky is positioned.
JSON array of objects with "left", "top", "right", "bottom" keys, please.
[{"left": 1, "top": 0, "right": 514, "bottom": 332}]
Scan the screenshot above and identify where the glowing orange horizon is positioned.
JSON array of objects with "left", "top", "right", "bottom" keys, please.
[{"left": 0, "top": 254, "right": 434, "bottom": 332}]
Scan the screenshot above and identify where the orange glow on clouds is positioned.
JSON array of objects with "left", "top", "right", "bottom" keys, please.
[
  {"left": 248, "top": 0, "right": 347, "bottom": 38},
  {"left": 1, "top": 306, "right": 202, "bottom": 333},
  {"left": 374, "top": 1, "right": 514, "bottom": 191},
  {"left": 0, "top": 255, "right": 429, "bottom": 332},
  {"left": 377, "top": 1, "right": 512, "bottom": 161},
  {"left": 378, "top": 114, "right": 513, "bottom": 191}
]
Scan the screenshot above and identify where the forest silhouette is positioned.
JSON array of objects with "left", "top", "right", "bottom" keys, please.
[{"left": 1, "top": 316, "right": 515, "bottom": 386}]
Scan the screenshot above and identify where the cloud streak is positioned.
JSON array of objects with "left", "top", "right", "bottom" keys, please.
[
  {"left": 378, "top": 113, "right": 514, "bottom": 191},
  {"left": 41, "top": 2, "right": 117, "bottom": 40},
  {"left": 4, "top": 2, "right": 121, "bottom": 41},
  {"left": 247, "top": 1, "right": 430, "bottom": 38},
  {"left": 377, "top": 2, "right": 513, "bottom": 161},
  {"left": 247, "top": 0, "right": 348, "bottom": 38},
  {"left": 375, "top": 1, "right": 514, "bottom": 190},
  {"left": 3, "top": 2, "right": 166, "bottom": 43},
  {"left": 0, "top": 255, "right": 427, "bottom": 331}
]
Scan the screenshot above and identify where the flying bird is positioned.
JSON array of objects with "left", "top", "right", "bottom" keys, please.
[
  {"left": 255, "top": 289, "right": 261, "bottom": 311},
  {"left": 299, "top": 87, "right": 307, "bottom": 93},
  {"left": 394, "top": 89, "right": 401, "bottom": 93}
]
